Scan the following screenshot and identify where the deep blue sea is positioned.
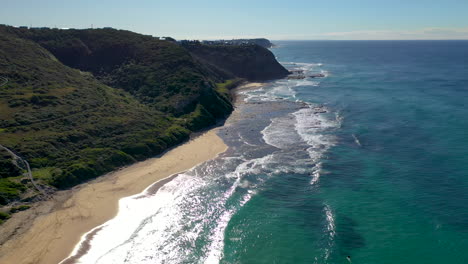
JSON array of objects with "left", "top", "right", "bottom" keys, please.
[{"left": 68, "top": 41, "right": 468, "bottom": 264}]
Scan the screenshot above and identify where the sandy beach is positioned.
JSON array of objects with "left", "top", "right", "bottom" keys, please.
[{"left": 0, "top": 129, "right": 227, "bottom": 264}]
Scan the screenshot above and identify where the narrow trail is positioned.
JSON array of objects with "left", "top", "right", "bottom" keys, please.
[
  {"left": 0, "top": 78, "right": 47, "bottom": 195},
  {"left": 0, "top": 144, "right": 48, "bottom": 197},
  {"left": 0, "top": 77, "right": 8, "bottom": 87}
]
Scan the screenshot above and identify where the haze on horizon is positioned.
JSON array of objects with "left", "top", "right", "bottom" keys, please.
[{"left": 2, "top": 0, "right": 468, "bottom": 40}]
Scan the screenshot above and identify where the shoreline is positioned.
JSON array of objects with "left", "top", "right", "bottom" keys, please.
[{"left": 0, "top": 128, "right": 227, "bottom": 264}]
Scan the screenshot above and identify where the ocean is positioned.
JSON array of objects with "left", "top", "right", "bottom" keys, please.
[{"left": 68, "top": 40, "right": 468, "bottom": 264}]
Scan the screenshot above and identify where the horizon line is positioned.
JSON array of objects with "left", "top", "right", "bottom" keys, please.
[{"left": 2, "top": 24, "right": 468, "bottom": 42}]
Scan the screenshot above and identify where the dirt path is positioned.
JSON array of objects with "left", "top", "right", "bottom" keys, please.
[
  {"left": 0, "top": 77, "right": 8, "bottom": 87},
  {"left": 0, "top": 144, "right": 48, "bottom": 197}
]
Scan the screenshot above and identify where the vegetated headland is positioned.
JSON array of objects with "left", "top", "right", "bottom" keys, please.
[{"left": 0, "top": 25, "right": 288, "bottom": 224}]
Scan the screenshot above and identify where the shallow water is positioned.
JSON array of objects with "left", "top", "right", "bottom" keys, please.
[{"left": 70, "top": 40, "right": 468, "bottom": 264}]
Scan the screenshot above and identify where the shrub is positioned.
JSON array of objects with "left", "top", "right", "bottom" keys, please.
[
  {"left": 122, "top": 143, "right": 152, "bottom": 160},
  {"left": 30, "top": 157, "right": 51, "bottom": 167},
  {"left": 0, "top": 211, "right": 11, "bottom": 222},
  {"left": 9, "top": 205, "right": 31, "bottom": 213},
  {"left": 0, "top": 158, "right": 22, "bottom": 178},
  {"left": 0, "top": 179, "right": 26, "bottom": 205}
]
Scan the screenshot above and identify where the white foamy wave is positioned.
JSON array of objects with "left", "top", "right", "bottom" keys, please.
[
  {"left": 297, "top": 62, "right": 323, "bottom": 72},
  {"left": 324, "top": 204, "right": 336, "bottom": 238},
  {"left": 293, "top": 107, "right": 339, "bottom": 150},
  {"left": 227, "top": 154, "right": 274, "bottom": 179},
  {"left": 281, "top": 61, "right": 323, "bottom": 72},
  {"left": 241, "top": 81, "right": 297, "bottom": 103},
  {"left": 293, "top": 79, "right": 320, "bottom": 87},
  {"left": 67, "top": 153, "right": 278, "bottom": 264},
  {"left": 204, "top": 208, "right": 235, "bottom": 264},
  {"left": 281, "top": 62, "right": 326, "bottom": 79},
  {"left": 259, "top": 102, "right": 340, "bottom": 184},
  {"left": 238, "top": 86, "right": 267, "bottom": 102},
  {"left": 323, "top": 204, "right": 336, "bottom": 260},
  {"left": 240, "top": 74, "right": 327, "bottom": 103},
  {"left": 352, "top": 134, "right": 362, "bottom": 147},
  {"left": 204, "top": 154, "right": 274, "bottom": 264},
  {"left": 204, "top": 190, "right": 256, "bottom": 264},
  {"left": 261, "top": 115, "right": 302, "bottom": 149},
  {"left": 240, "top": 61, "right": 328, "bottom": 103},
  {"left": 292, "top": 106, "right": 340, "bottom": 184},
  {"left": 65, "top": 173, "right": 207, "bottom": 264},
  {"left": 320, "top": 70, "right": 330, "bottom": 77},
  {"left": 282, "top": 61, "right": 330, "bottom": 90},
  {"left": 268, "top": 80, "right": 297, "bottom": 99},
  {"left": 311, "top": 162, "right": 322, "bottom": 185}
]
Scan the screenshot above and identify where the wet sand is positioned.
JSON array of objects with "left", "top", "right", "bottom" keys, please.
[{"left": 0, "top": 129, "right": 227, "bottom": 264}]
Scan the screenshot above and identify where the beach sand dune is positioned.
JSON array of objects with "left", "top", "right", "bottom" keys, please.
[{"left": 0, "top": 129, "right": 227, "bottom": 264}]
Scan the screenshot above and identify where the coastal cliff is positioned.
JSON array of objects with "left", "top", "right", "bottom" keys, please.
[
  {"left": 0, "top": 26, "right": 288, "bottom": 210},
  {"left": 186, "top": 43, "right": 290, "bottom": 81}
]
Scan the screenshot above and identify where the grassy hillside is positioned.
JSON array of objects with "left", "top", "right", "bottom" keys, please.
[
  {"left": 5, "top": 27, "right": 231, "bottom": 115},
  {"left": 0, "top": 26, "right": 287, "bottom": 211},
  {"left": 0, "top": 30, "right": 189, "bottom": 196}
]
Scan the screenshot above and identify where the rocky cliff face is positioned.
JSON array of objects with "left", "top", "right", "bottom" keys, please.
[{"left": 185, "top": 44, "right": 290, "bottom": 81}]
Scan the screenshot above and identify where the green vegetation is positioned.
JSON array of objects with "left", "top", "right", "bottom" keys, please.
[
  {"left": 0, "top": 211, "right": 10, "bottom": 225},
  {"left": 9, "top": 205, "right": 30, "bottom": 213},
  {"left": 0, "top": 150, "right": 22, "bottom": 179},
  {"left": 0, "top": 178, "right": 26, "bottom": 205},
  {"left": 0, "top": 205, "right": 29, "bottom": 225},
  {"left": 0, "top": 25, "right": 287, "bottom": 208},
  {"left": 9, "top": 27, "right": 223, "bottom": 115},
  {"left": 32, "top": 167, "right": 56, "bottom": 181},
  {"left": 216, "top": 79, "right": 244, "bottom": 100}
]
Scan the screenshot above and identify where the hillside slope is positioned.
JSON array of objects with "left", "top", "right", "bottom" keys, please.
[
  {"left": 0, "top": 30, "right": 193, "bottom": 199},
  {"left": 7, "top": 27, "right": 232, "bottom": 115},
  {"left": 0, "top": 26, "right": 288, "bottom": 210}
]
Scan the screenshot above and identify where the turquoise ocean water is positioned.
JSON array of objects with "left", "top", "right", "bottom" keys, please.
[{"left": 69, "top": 41, "right": 468, "bottom": 264}]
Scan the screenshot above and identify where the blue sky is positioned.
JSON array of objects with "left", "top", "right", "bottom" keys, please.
[{"left": 2, "top": 0, "right": 468, "bottom": 40}]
